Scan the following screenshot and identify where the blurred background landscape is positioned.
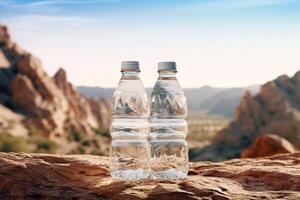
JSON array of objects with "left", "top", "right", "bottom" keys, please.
[{"left": 0, "top": 0, "right": 299, "bottom": 161}]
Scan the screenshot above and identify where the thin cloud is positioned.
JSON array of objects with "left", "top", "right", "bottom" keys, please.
[
  {"left": 1, "top": 0, "right": 120, "bottom": 8},
  {"left": 0, "top": 0, "right": 121, "bottom": 16},
  {"left": 0, "top": 0, "right": 116, "bottom": 32},
  {"left": 175, "top": 0, "right": 295, "bottom": 12},
  {"left": 1, "top": 14, "right": 95, "bottom": 31},
  {"left": 231, "top": 0, "right": 294, "bottom": 7}
]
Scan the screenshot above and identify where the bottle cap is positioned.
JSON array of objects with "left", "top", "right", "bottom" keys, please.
[
  {"left": 158, "top": 61, "right": 177, "bottom": 72},
  {"left": 121, "top": 61, "right": 140, "bottom": 72}
]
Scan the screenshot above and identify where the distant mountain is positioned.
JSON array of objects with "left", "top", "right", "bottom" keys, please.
[
  {"left": 77, "top": 86, "right": 115, "bottom": 101},
  {"left": 197, "top": 85, "right": 260, "bottom": 117},
  {"left": 77, "top": 85, "right": 260, "bottom": 117}
]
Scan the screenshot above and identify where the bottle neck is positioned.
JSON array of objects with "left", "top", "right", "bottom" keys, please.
[
  {"left": 158, "top": 70, "right": 177, "bottom": 80},
  {"left": 121, "top": 71, "right": 140, "bottom": 80}
]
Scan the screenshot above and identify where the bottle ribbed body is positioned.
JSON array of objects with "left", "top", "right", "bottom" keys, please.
[
  {"left": 150, "top": 67, "right": 189, "bottom": 179},
  {"left": 110, "top": 65, "right": 150, "bottom": 180}
]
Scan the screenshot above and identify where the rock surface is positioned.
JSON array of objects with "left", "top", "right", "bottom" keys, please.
[
  {"left": 0, "top": 152, "right": 299, "bottom": 199},
  {"left": 241, "top": 134, "right": 296, "bottom": 158},
  {"left": 192, "top": 72, "right": 300, "bottom": 161},
  {"left": 0, "top": 105, "right": 28, "bottom": 137},
  {"left": 0, "top": 24, "right": 110, "bottom": 153}
]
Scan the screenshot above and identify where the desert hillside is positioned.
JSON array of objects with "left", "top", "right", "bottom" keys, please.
[
  {"left": 0, "top": 25, "right": 110, "bottom": 154},
  {"left": 191, "top": 71, "right": 300, "bottom": 161}
]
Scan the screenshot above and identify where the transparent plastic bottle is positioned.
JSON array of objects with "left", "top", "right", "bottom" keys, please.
[
  {"left": 110, "top": 61, "right": 150, "bottom": 180},
  {"left": 149, "top": 61, "right": 188, "bottom": 179}
]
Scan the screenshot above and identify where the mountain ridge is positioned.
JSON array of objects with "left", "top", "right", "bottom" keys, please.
[{"left": 78, "top": 84, "right": 260, "bottom": 117}]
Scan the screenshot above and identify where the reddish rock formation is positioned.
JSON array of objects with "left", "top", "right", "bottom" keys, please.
[
  {"left": 0, "top": 105, "right": 28, "bottom": 137},
  {"left": 0, "top": 152, "right": 299, "bottom": 199},
  {"left": 0, "top": 24, "right": 110, "bottom": 153},
  {"left": 191, "top": 71, "right": 300, "bottom": 161},
  {"left": 88, "top": 97, "right": 111, "bottom": 128},
  {"left": 241, "top": 134, "right": 296, "bottom": 158},
  {"left": 53, "top": 68, "right": 99, "bottom": 136}
]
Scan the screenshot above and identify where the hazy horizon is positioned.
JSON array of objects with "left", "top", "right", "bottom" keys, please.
[
  {"left": 77, "top": 83, "right": 260, "bottom": 89},
  {"left": 1, "top": 0, "right": 300, "bottom": 88}
]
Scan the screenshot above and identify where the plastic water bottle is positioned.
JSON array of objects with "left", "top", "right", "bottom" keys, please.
[
  {"left": 149, "top": 61, "right": 188, "bottom": 179},
  {"left": 110, "top": 61, "right": 150, "bottom": 180}
]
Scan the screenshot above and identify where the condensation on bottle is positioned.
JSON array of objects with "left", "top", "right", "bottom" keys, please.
[
  {"left": 149, "top": 61, "right": 189, "bottom": 179},
  {"left": 110, "top": 61, "right": 150, "bottom": 180}
]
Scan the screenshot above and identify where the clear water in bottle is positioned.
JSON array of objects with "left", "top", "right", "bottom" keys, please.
[
  {"left": 150, "top": 61, "right": 188, "bottom": 179},
  {"left": 110, "top": 61, "right": 150, "bottom": 180}
]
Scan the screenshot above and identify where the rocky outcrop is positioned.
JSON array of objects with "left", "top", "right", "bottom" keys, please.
[
  {"left": 0, "top": 105, "right": 28, "bottom": 137},
  {"left": 241, "top": 134, "right": 296, "bottom": 158},
  {"left": 0, "top": 152, "right": 299, "bottom": 199},
  {"left": 88, "top": 98, "right": 111, "bottom": 128},
  {"left": 191, "top": 72, "right": 300, "bottom": 161},
  {"left": 53, "top": 68, "right": 99, "bottom": 136},
  {"left": 0, "top": 24, "right": 110, "bottom": 153}
]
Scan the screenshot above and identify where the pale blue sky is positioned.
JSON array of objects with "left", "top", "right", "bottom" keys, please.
[{"left": 1, "top": 0, "right": 300, "bottom": 87}]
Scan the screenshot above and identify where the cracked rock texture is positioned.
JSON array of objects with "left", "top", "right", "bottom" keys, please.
[{"left": 0, "top": 152, "right": 299, "bottom": 199}]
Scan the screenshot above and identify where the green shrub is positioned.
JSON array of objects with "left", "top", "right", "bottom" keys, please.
[
  {"left": 69, "top": 146, "right": 86, "bottom": 154},
  {"left": 81, "top": 139, "right": 91, "bottom": 147},
  {"left": 90, "top": 148, "right": 104, "bottom": 156},
  {"left": 91, "top": 139, "right": 100, "bottom": 148},
  {"left": 70, "top": 131, "right": 86, "bottom": 142},
  {"left": 27, "top": 125, "right": 42, "bottom": 136},
  {"left": 77, "top": 146, "right": 86, "bottom": 154},
  {"left": 94, "top": 128, "right": 110, "bottom": 138},
  {"left": 34, "top": 138, "right": 58, "bottom": 153},
  {"left": 0, "top": 133, "right": 30, "bottom": 153}
]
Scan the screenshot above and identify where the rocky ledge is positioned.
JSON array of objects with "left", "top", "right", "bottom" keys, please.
[{"left": 0, "top": 152, "right": 299, "bottom": 199}]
